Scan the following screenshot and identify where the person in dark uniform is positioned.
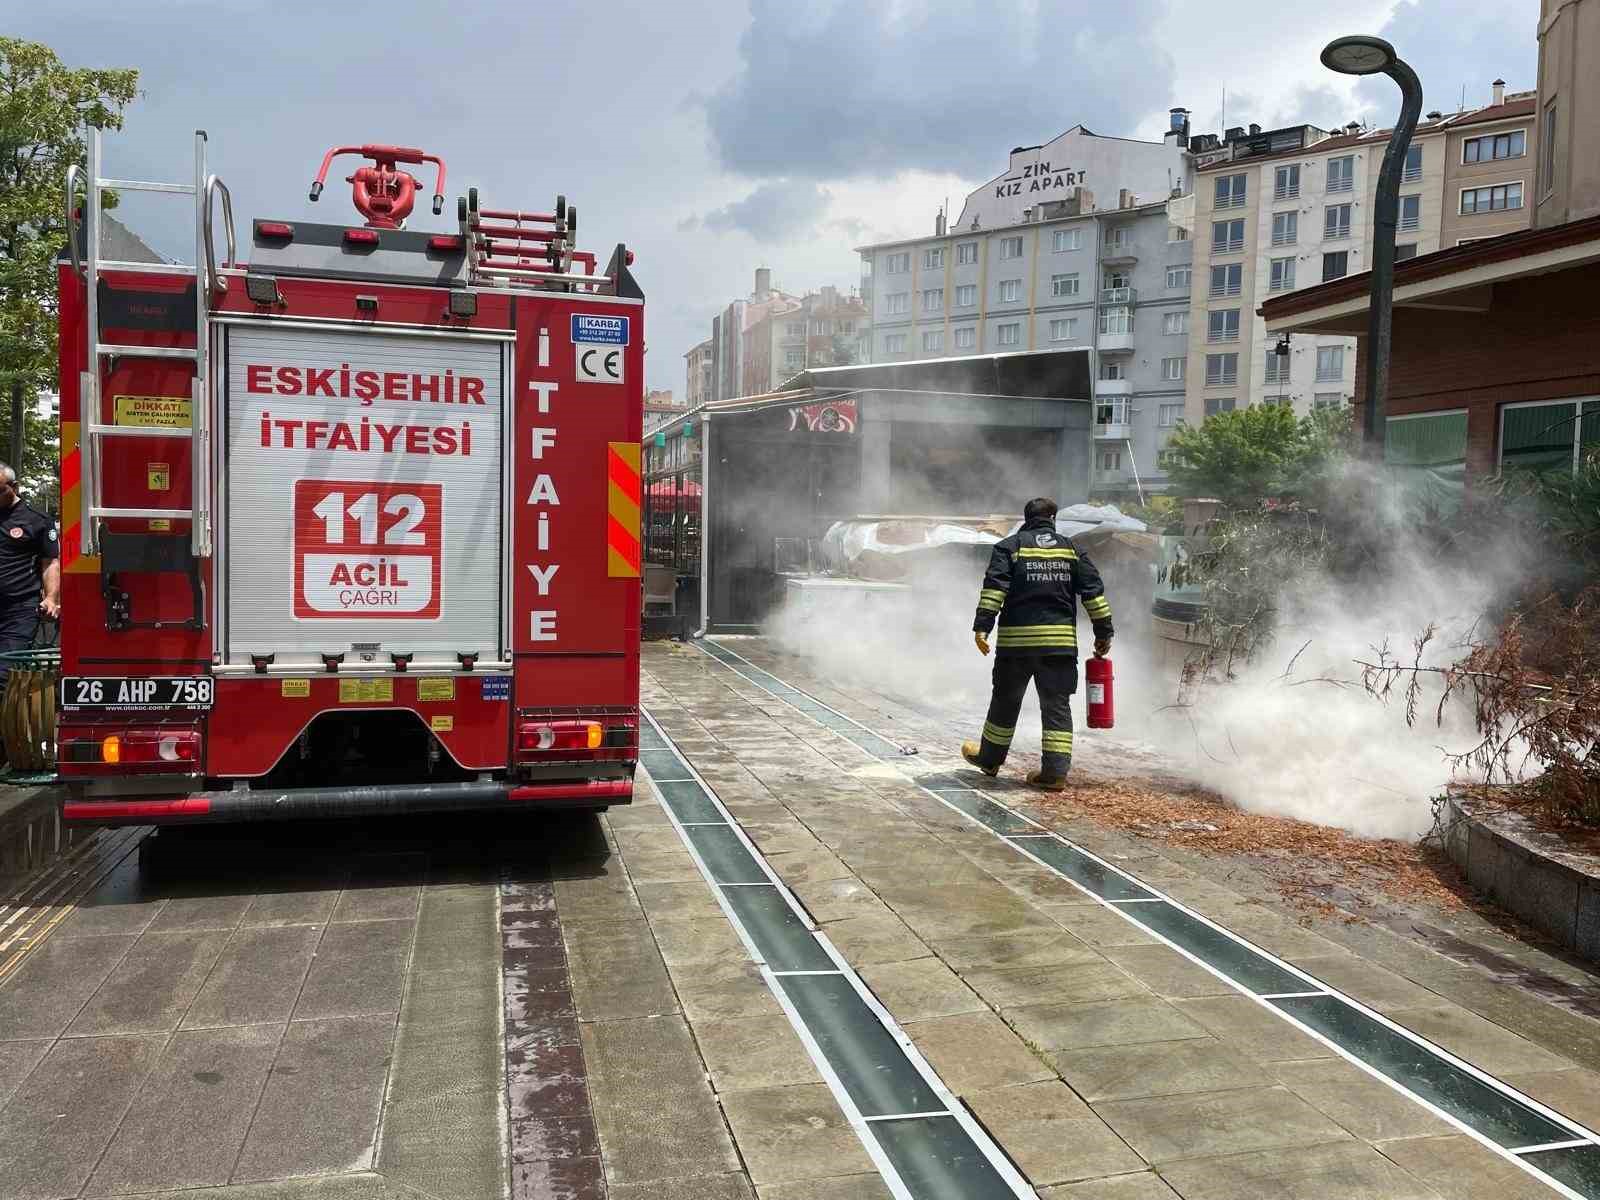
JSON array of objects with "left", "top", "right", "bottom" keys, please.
[
  {"left": 0, "top": 463, "right": 60, "bottom": 697},
  {"left": 962, "top": 497, "right": 1113, "bottom": 790}
]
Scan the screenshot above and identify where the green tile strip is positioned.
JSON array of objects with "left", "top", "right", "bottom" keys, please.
[
  {"left": 640, "top": 709, "right": 1035, "bottom": 1199},
  {"left": 695, "top": 639, "right": 1600, "bottom": 1200}
]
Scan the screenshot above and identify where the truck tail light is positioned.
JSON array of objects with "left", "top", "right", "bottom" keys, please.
[
  {"left": 64, "top": 729, "right": 202, "bottom": 771},
  {"left": 344, "top": 228, "right": 380, "bottom": 245},
  {"left": 518, "top": 720, "right": 602, "bottom": 754},
  {"left": 257, "top": 221, "right": 294, "bottom": 240},
  {"left": 515, "top": 713, "right": 637, "bottom": 763}
]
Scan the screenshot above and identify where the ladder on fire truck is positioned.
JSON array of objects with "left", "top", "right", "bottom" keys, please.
[{"left": 65, "top": 128, "right": 234, "bottom": 564}]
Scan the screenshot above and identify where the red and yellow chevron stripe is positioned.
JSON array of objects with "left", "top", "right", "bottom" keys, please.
[
  {"left": 606, "top": 441, "right": 640, "bottom": 578},
  {"left": 60, "top": 421, "right": 96, "bottom": 575}
]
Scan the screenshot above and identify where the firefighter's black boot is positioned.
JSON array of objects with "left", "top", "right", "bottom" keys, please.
[{"left": 961, "top": 739, "right": 1002, "bottom": 777}]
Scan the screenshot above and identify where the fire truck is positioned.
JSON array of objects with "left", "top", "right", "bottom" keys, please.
[{"left": 55, "top": 132, "right": 643, "bottom": 823}]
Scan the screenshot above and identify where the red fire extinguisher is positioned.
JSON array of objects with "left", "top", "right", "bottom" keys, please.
[{"left": 1086, "top": 655, "right": 1114, "bottom": 729}]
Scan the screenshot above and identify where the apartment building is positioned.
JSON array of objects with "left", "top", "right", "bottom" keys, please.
[
  {"left": 744, "top": 286, "right": 869, "bottom": 393},
  {"left": 1187, "top": 94, "right": 1534, "bottom": 424},
  {"left": 708, "top": 268, "right": 799, "bottom": 402},
  {"left": 644, "top": 389, "right": 686, "bottom": 435},
  {"left": 683, "top": 338, "right": 713, "bottom": 409},
  {"left": 1534, "top": 0, "right": 1600, "bottom": 228}
]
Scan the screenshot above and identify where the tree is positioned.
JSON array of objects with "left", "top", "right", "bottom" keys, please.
[
  {"left": 1163, "top": 403, "right": 1352, "bottom": 505},
  {"left": 0, "top": 38, "right": 138, "bottom": 504}
]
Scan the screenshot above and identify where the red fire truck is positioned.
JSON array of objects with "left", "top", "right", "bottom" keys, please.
[{"left": 55, "top": 132, "right": 642, "bottom": 823}]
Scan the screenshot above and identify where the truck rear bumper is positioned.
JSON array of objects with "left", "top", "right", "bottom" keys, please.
[{"left": 63, "top": 777, "right": 633, "bottom": 826}]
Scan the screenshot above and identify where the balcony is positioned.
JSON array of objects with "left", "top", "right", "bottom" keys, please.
[
  {"left": 1098, "top": 330, "right": 1135, "bottom": 352},
  {"left": 1099, "top": 286, "right": 1138, "bottom": 306},
  {"left": 1094, "top": 378, "right": 1132, "bottom": 397},
  {"left": 1094, "top": 422, "right": 1133, "bottom": 441},
  {"left": 1101, "top": 240, "right": 1138, "bottom": 266}
]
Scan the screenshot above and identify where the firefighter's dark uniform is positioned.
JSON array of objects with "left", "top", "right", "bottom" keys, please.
[
  {"left": 0, "top": 500, "right": 58, "bottom": 696},
  {"left": 970, "top": 518, "right": 1113, "bottom": 780}
]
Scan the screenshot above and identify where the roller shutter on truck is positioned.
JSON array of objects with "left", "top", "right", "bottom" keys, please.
[{"left": 220, "top": 324, "right": 510, "bottom": 668}]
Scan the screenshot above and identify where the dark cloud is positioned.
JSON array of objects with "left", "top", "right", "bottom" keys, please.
[
  {"left": 705, "top": 0, "right": 1176, "bottom": 180},
  {"left": 694, "top": 180, "right": 830, "bottom": 241},
  {"left": 1358, "top": 0, "right": 1537, "bottom": 116}
]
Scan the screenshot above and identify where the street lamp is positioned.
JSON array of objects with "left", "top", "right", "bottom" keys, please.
[{"left": 1321, "top": 35, "right": 1423, "bottom": 451}]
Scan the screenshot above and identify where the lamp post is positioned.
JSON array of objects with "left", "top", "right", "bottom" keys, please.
[{"left": 1320, "top": 36, "right": 1423, "bottom": 452}]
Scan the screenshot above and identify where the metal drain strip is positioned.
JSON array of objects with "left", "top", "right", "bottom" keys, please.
[
  {"left": 692, "top": 638, "right": 1600, "bottom": 1200},
  {"left": 638, "top": 710, "right": 1037, "bottom": 1200}
]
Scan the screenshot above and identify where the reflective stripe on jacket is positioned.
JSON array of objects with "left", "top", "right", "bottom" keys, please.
[{"left": 972, "top": 518, "right": 1114, "bottom": 658}]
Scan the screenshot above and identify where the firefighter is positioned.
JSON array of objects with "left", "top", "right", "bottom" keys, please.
[
  {"left": 962, "top": 497, "right": 1112, "bottom": 790},
  {"left": 0, "top": 463, "right": 59, "bottom": 697}
]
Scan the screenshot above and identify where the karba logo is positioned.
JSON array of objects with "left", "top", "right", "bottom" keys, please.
[{"left": 244, "top": 363, "right": 486, "bottom": 407}]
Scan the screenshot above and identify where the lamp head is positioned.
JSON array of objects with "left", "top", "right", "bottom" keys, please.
[{"left": 1321, "top": 35, "right": 1398, "bottom": 76}]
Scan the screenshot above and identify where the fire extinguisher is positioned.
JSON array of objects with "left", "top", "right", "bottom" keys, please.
[{"left": 1086, "top": 655, "right": 1114, "bottom": 729}]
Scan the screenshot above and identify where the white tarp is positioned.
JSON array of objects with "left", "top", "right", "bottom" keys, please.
[
  {"left": 823, "top": 505, "right": 1148, "bottom": 567},
  {"left": 223, "top": 325, "right": 505, "bottom": 665}
]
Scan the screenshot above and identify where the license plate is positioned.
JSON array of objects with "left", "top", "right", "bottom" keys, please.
[{"left": 60, "top": 676, "right": 215, "bottom": 712}]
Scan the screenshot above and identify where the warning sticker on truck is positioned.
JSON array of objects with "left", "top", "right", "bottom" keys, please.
[
  {"left": 114, "top": 395, "right": 191, "bottom": 428},
  {"left": 293, "top": 480, "right": 443, "bottom": 619}
]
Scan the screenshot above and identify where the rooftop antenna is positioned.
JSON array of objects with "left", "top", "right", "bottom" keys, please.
[
  {"left": 1460, "top": 82, "right": 1467, "bottom": 112},
  {"left": 1220, "top": 86, "right": 1227, "bottom": 130}
]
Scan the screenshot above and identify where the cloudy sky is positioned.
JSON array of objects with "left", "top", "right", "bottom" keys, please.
[{"left": 9, "top": 0, "right": 1536, "bottom": 393}]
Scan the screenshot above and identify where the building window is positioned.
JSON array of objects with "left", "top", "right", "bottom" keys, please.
[
  {"left": 1206, "top": 309, "right": 1240, "bottom": 343},
  {"left": 1315, "top": 345, "right": 1345, "bottom": 381},
  {"left": 1264, "top": 348, "right": 1289, "bottom": 384},
  {"left": 1399, "top": 194, "right": 1421, "bottom": 232},
  {"left": 998, "top": 278, "right": 1021, "bottom": 303},
  {"left": 1402, "top": 144, "right": 1423, "bottom": 182},
  {"left": 1204, "top": 397, "right": 1236, "bottom": 417},
  {"left": 1049, "top": 318, "right": 1078, "bottom": 342},
  {"left": 1396, "top": 243, "right": 1418, "bottom": 262},
  {"left": 1324, "top": 203, "right": 1352, "bottom": 239},
  {"left": 838, "top": 320, "right": 854, "bottom": 333},
  {"left": 1271, "top": 211, "right": 1298, "bottom": 246},
  {"left": 1165, "top": 265, "right": 1191, "bottom": 289},
  {"left": 1099, "top": 308, "right": 1133, "bottom": 335},
  {"left": 1501, "top": 398, "right": 1600, "bottom": 471},
  {"left": 1051, "top": 273, "right": 1080, "bottom": 298},
  {"left": 1322, "top": 251, "right": 1349, "bottom": 281},
  {"left": 922, "top": 330, "right": 943, "bottom": 352},
  {"left": 1214, "top": 173, "right": 1247, "bottom": 209},
  {"left": 922, "top": 288, "right": 944, "bottom": 312},
  {"left": 924, "top": 248, "right": 945, "bottom": 270},
  {"left": 1098, "top": 449, "right": 1123, "bottom": 472},
  {"left": 1541, "top": 104, "right": 1557, "bottom": 196},
  {"left": 1100, "top": 360, "right": 1126, "bottom": 381},
  {"left": 1162, "top": 311, "right": 1188, "bottom": 336},
  {"left": 955, "top": 283, "right": 977, "bottom": 307},
  {"left": 1158, "top": 402, "right": 1185, "bottom": 426},
  {"left": 885, "top": 252, "right": 910, "bottom": 273},
  {"left": 999, "top": 236, "right": 1024, "bottom": 259},
  {"left": 954, "top": 326, "right": 976, "bottom": 350},
  {"left": 1205, "top": 352, "right": 1238, "bottom": 385},
  {"left": 784, "top": 349, "right": 805, "bottom": 367},
  {"left": 1463, "top": 130, "right": 1525, "bottom": 163},
  {"left": 1161, "top": 357, "right": 1184, "bottom": 382},
  {"left": 996, "top": 322, "right": 1021, "bottom": 346},
  {"left": 1274, "top": 164, "right": 1300, "bottom": 200},
  {"left": 1461, "top": 182, "right": 1523, "bottom": 213},
  {"left": 1209, "top": 263, "right": 1243, "bottom": 298},
  {"left": 1313, "top": 393, "right": 1344, "bottom": 410},
  {"left": 885, "top": 292, "right": 909, "bottom": 315},
  {"left": 957, "top": 241, "right": 979, "bottom": 265},
  {"left": 884, "top": 333, "right": 907, "bottom": 354},
  {"left": 1104, "top": 225, "right": 1132, "bottom": 249},
  {"left": 1051, "top": 228, "right": 1082, "bottom": 252},
  {"left": 1211, "top": 218, "right": 1245, "bottom": 253},
  {"left": 1268, "top": 256, "right": 1296, "bottom": 291},
  {"left": 1327, "top": 155, "right": 1354, "bottom": 193},
  {"left": 1169, "top": 224, "right": 1189, "bottom": 242}
]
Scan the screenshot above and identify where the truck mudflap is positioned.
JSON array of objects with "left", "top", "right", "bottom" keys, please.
[{"left": 63, "top": 776, "right": 632, "bottom": 825}]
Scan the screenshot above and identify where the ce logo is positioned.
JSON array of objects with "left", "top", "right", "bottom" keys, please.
[{"left": 580, "top": 347, "right": 622, "bottom": 379}]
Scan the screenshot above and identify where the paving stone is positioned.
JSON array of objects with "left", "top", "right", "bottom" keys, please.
[
  {"left": 54, "top": 859, "right": 164, "bottom": 937},
  {"left": 68, "top": 929, "right": 230, "bottom": 1036},
  {"left": 618, "top": 846, "right": 706, "bottom": 885},
  {"left": 632, "top": 880, "right": 725, "bottom": 920},
  {"left": 552, "top": 861, "right": 642, "bottom": 921},
  {"left": 690, "top": 1013, "right": 822, "bottom": 1093},
  {"left": 1500, "top": 1066, "right": 1600, "bottom": 1132},
  {"left": 331, "top": 873, "right": 422, "bottom": 923},
  {"left": 929, "top": 930, "right": 1099, "bottom": 971},
  {"left": 1004, "top": 997, "right": 1209, "bottom": 1053},
  {"left": 1094, "top": 1084, "right": 1351, "bottom": 1164},
  {"left": 87, "top": 1024, "right": 281, "bottom": 1195},
  {"left": 669, "top": 958, "right": 783, "bottom": 1020},
  {"left": 858, "top": 957, "right": 986, "bottom": 1021},
  {"left": 1170, "top": 995, "right": 1336, "bottom": 1063},
  {"left": 0, "top": 1038, "right": 49, "bottom": 1108},
  {"left": 512, "top": 1156, "right": 607, "bottom": 1199},
  {"left": 1269, "top": 1057, "right": 1457, "bottom": 1142},
  {"left": 1052, "top": 1036, "right": 1268, "bottom": 1102},
  {"left": 649, "top": 914, "right": 750, "bottom": 967},
  {"left": 0, "top": 1034, "right": 164, "bottom": 1200},
  {"left": 1380, "top": 1004, "right": 1576, "bottom": 1075},
  {"left": 0, "top": 933, "right": 133, "bottom": 1039},
  {"left": 1040, "top": 905, "right": 1162, "bottom": 947},
  {"left": 754, "top": 1175, "right": 891, "bottom": 1199},
  {"left": 904, "top": 1011, "right": 1054, "bottom": 1093},
  {"left": 184, "top": 926, "right": 320, "bottom": 1028},
  {"left": 819, "top": 913, "right": 931, "bottom": 965},
  {"left": 77, "top": 1174, "right": 402, "bottom": 1200},
  {"left": 1286, "top": 955, "right": 1443, "bottom": 1011},
  {"left": 721, "top": 1083, "right": 876, "bottom": 1185},
  {"left": 763, "top": 846, "right": 856, "bottom": 885},
  {"left": 789, "top": 876, "right": 893, "bottom": 923},
  {"left": 232, "top": 1015, "right": 395, "bottom": 1181},
  {"left": 966, "top": 1081, "right": 1144, "bottom": 1186},
  {"left": 612, "top": 1172, "right": 755, "bottom": 1199},
  {"left": 582, "top": 1015, "right": 738, "bottom": 1187},
  {"left": 565, "top": 917, "right": 679, "bottom": 1020},
  {"left": 145, "top": 893, "right": 254, "bottom": 933},
  {"left": 1040, "top": 1173, "right": 1181, "bottom": 1199},
  {"left": 963, "top": 960, "right": 1150, "bottom": 1009},
  {"left": 1160, "top": 1139, "right": 1443, "bottom": 1199},
  {"left": 241, "top": 884, "right": 343, "bottom": 928},
  {"left": 293, "top": 919, "right": 412, "bottom": 1019},
  {"left": 1376, "top": 1134, "right": 1564, "bottom": 1200},
  {"left": 1097, "top": 945, "right": 1235, "bottom": 999}
]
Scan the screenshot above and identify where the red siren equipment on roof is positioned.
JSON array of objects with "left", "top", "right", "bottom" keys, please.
[{"left": 309, "top": 144, "right": 448, "bottom": 228}]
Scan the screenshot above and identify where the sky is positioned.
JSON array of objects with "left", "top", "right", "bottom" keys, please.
[{"left": 8, "top": 0, "right": 1538, "bottom": 394}]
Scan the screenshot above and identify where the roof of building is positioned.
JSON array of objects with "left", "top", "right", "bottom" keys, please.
[{"left": 854, "top": 197, "right": 1172, "bottom": 254}]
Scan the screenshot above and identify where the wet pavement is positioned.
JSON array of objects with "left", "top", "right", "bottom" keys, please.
[{"left": 2, "top": 636, "right": 1599, "bottom": 1200}]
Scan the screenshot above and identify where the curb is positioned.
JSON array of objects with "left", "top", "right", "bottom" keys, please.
[{"left": 1443, "top": 794, "right": 1600, "bottom": 964}]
